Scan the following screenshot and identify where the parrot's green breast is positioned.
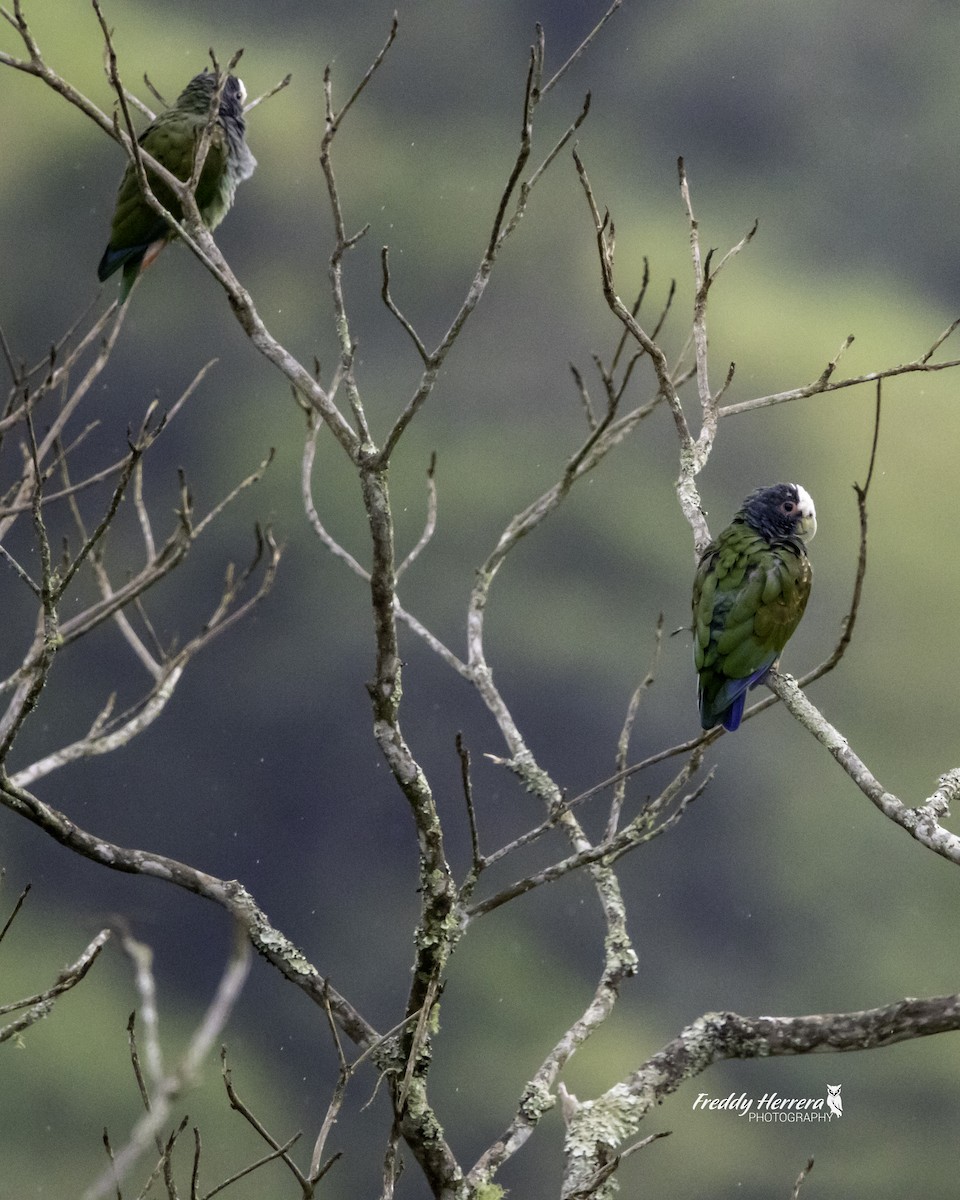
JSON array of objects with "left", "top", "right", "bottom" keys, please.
[{"left": 693, "top": 522, "right": 812, "bottom": 730}]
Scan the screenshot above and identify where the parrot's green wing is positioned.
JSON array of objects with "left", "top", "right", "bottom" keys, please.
[
  {"left": 97, "top": 74, "right": 255, "bottom": 302},
  {"left": 692, "top": 523, "right": 812, "bottom": 731},
  {"left": 97, "top": 110, "right": 228, "bottom": 301}
]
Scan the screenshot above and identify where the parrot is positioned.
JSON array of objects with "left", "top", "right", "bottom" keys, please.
[
  {"left": 692, "top": 482, "right": 816, "bottom": 732},
  {"left": 97, "top": 71, "right": 257, "bottom": 302}
]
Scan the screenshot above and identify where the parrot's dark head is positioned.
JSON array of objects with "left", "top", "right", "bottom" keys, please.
[
  {"left": 176, "top": 72, "right": 247, "bottom": 126},
  {"left": 175, "top": 71, "right": 255, "bottom": 183},
  {"left": 736, "top": 483, "right": 817, "bottom": 544}
]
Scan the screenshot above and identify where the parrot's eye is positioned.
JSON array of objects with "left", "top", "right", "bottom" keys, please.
[{"left": 779, "top": 501, "right": 796, "bottom": 515}]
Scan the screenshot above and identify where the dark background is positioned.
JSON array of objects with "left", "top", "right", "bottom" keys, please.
[{"left": 3, "top": 1, "right": 960, "bottom": 1196}]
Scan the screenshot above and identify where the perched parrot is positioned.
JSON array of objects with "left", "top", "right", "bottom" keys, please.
[
  {"left": 692, "top": 483, "right": 816, "bottom": 732},
  {"left": 97, "top": 71, "right": 257, "bottom": 302}
]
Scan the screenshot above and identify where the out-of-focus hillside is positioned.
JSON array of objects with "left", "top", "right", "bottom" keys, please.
[{"left": 3, "top": 2, "right": 960, "bottom": 1197}]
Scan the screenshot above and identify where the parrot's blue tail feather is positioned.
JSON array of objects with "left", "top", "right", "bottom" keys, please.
[
  {"left": 97, "top": 243, "right": 147, "bottom": 283},
  {"left": 722, "top": 694, "right": 746, "bottom": 732},
  {"left": 705, "top": 663, "right": 772, "bottom": 732}
]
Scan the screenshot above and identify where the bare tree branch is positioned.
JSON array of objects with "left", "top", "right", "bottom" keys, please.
[
  {"left": 719, "top": 333, "right": 960, "bottom": 418},
  {"left": 769, "top": 670, "right": 960, "bottom": 864},
  {"left": 541, "top": 0, "right": 623, "bottom": 95},
  {"left": 7, "top": 6, "right": 960, "bottom": 1198},
  {"left": 83, "top": 924, "right": 252, "bottom": 1200},
  {"left": 561, "top": 997, "right": 960, "bottom": 1195},
  {"left": 0, "top": 927, "right": 110, "bottom": 1042},
  {"left": 791, "top": 1158, "right": 815, "bottom": 1200},
  {"left": 0, "top": 772, "right": 379, "bottom": 1050},
  {"left": 221, "top": 1047, "right": 309, "bottom": 1191}
]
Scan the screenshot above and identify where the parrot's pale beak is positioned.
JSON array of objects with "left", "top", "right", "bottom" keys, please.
[{"left": 795, "top": 485, "right": 817, "bottom": 541}]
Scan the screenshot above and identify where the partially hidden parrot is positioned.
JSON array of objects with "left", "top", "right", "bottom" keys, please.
[
  {"left": 97, "top": 71, "right": 257, "bottom": 302},
  {"left": 692, "top": 483, "right": 816, "bottom": 732}
]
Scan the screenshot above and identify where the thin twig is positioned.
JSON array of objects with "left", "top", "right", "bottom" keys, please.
[
  {"left": 222, "top": 1048, "right": 309, "bottom": 1189},
  {"left": 541, "top": 0, "right": 623, "bottom": 95},
  {"left": 243, "top": 72, "right": 292, "bottom": 113},
  {"left": 396, "top": 453, "right": 437, "bottom": 579},
  {"left": 83, "top": 928, "right": 253, "bottom": 1200},
  {"left": 193, "top": 449, "right": 274, "bottom": 538},
  {"left": 202, "top": 1132, "right": 304, "bottom": 1200},
  {"left": 0, "top": 882, "right": 29, "bottom": 945},
  {"left": 606, "top": 616, "right": 663, "bottom": 840},
  {"left": 326, "top": 15, "right": 397, "bottom": 137},
  {"left": 719, "top": 347, "right": 960, "bottom": 418},
  {"left": 378, "top": 39, "right": 599, "bottom": 463},
  {"left": 122, "top": 935, "right": 164, "bottom": 1089},
  {"left": 564, "top": 1129, "right": 671, "bottom": 1198},
  {"left": 790, "top": 1157, "right": 815, "bottom": 1200},
  {"left": 0, "top": 929, "right": 110, "bottom": 1036},
  {"left": 467, "top": 751, "right": 706, "bottom": 920},
  {"left": 307, "top": 983, "right": 350, "bottom": 1184},
  {"left": 381, "top": 246, "right": 429, "bottom": 364},
  {"left": 456, "top": 732, "right": 483, "bottom": 887}
]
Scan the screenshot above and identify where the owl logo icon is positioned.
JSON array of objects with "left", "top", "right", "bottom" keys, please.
[{"left": 826, "top": 1084, "right": 843, "bottom": 1118}]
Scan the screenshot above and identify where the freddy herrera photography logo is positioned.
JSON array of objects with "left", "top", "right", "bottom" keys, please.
[{"left": 693, "top": 1084, "right": 843, "bottom": 1122}]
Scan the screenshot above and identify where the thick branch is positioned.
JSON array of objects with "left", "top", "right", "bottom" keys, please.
[{"left": 561, "top": 994, "right": 960, "bottom": 1197}]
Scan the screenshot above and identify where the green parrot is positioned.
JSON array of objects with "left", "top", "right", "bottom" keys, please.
[
  {"left": 97, "top": 71, "right": 257, "bottom": 302},
  {"left": 692, "top": 483, "right": 816, "bottom": 732}
]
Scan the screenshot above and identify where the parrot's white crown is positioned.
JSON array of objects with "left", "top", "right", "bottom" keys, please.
[{"left": 790, "top": 483, "right": 817, "bottom": 541}]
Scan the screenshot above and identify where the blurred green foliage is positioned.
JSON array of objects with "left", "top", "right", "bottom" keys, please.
[{"left": 3, "top": 1, "right": 960, "bottom": 1197}]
